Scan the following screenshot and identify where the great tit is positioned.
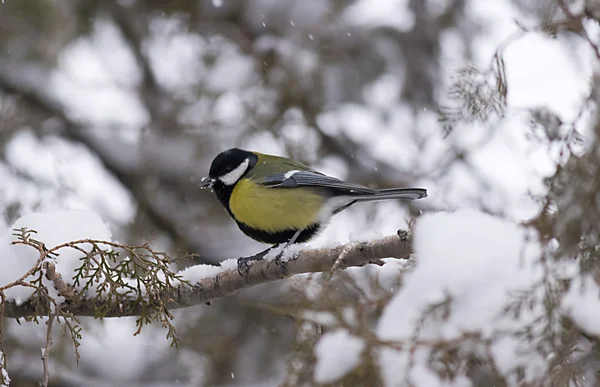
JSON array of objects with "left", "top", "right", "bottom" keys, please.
[{"left": 200, "top": 148, "right": 427, "bottom": 268}]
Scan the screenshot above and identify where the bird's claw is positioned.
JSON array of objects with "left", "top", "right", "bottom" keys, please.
[
  {"left": 236, "top": 244, "right": 288, "bottom": 276},
  {"left": 237, "top": 256, "right": 255, "bottom": 276},
  {"left": 273, "top": 250, "right": 288, "bottom": 275}
]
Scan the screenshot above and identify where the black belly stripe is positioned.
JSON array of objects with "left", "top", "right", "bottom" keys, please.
[{"left": 236, "top": 221, "right": 321, "bottom": 245}]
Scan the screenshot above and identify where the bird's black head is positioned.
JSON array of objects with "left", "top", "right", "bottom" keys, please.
[{"left": 206, "top": 148, "right": 258, "bottom": 186}]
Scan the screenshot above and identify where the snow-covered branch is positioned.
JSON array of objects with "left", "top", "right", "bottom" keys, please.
[{"left": 3, "top": 232, "right": 413, "bottom": 319}]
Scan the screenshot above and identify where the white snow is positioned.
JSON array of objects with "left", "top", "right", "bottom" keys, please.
[
  {"left": 313, "top": 0, "right": 595, "bottom": 230},
  {"left": 562, "top": 274, "right": 600, "bottom": 336},
  {"left": 245, "top": 131, "right": 285, "bottom": 156},
  {"left": 310, "top": 199, "right": 412, "bottom": 250},
  {"left": 78, "top": 318, "right": 173, "bottom": 382},
  {"left": 5, "top": 130, "right": 136, "bottom": 225},
  {"left": 0, "top": 210, "right": 113, "bottom": 303},
  {"left": 52, "top": 34, "right": 149, "bottom": 128},
  {"left": 219, "top": 258, "right": 240, "bottom": 272},
  {"left": 343, "top": 0, "right": 415, "bottom": 31},
  {"left": 409, "top": 365, "right": 472, "bottom": 387},
  {"left": 348, "top": 229, "right": 383, "bottom": 243},
  {"left": 177, "top": 264, "right": 226, "bottom": 282},
  {"left": 213, "top": 92, "right": 245, "bottom": 126},
  {"left": 0, "top": 351, "right": 9, "bottom": 387},
  {"left": 313, "top": 329, "right": 365, "bottom": 383},
  {"left": 376, "top": 209, "right": 559, "bottom": 385},
  {"left": 264, "top": 244, "right": 303, "bottom": 263},
  {"left": 204, "top": 50, "right": 256, "bottom": 93},
  {"left": 176, "top": 257, "right": 245, "bottom": 283},
  {"left": 490, "top": 335, "right": 547, "bottom": 382},
  {"left": 0, "top": 229, "right": 40, "bottom": 304},
  {"left": 363, "top": 73, "right": 402, "bottom": 110},
  {"left": 146, "top": 18, "right": 207, "bottom": 94},
  {"left": 0, "top": 0, "right": 597, "bottom": 384},
  {"left": 502, "top": 33, "right": 593, "bottom": 121}
]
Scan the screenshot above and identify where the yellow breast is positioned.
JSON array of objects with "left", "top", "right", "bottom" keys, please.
[{"left": 230, "top": 179, "right": 324, "bottom": 232}]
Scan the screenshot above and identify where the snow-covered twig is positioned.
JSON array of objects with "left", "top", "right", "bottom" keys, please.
[
  {"left": 41, "top": 314, "right": 54, "bottom": 387},
  {"left": 3, "top": 232, "right": 413, "bottom": 319},
  {"left": 43, "top": 261, "right": 75, "bottom": 299}
]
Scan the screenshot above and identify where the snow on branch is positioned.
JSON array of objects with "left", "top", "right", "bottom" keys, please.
[
  {"left": 0, "top": 211, "right": 413, "bottom": 387},
  {"left": 2, "top": 230, "right": 413, "bottom": 320}
]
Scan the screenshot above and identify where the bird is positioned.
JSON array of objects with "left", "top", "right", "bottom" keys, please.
[{"left": 200, "top": 148, "right": 427, "bottom": 272}]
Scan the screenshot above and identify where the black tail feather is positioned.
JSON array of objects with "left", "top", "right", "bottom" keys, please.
[{"left": 352, "top": 188, "right": 427, "bottom": 201}]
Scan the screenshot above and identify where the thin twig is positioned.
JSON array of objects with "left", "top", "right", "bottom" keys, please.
[
  {"left": 326, "top": 242, "right": 361, "bottom": 283},
  {"left": 41, "top": 313, "right": 55, "bottom": 387},
  {"left": 0, "top": 292, "right": 6, "bottom": 386}
]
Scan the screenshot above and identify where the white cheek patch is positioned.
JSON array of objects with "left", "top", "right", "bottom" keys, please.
[{"left": 219, "top": 158, "right": 250, "bottom": 185}]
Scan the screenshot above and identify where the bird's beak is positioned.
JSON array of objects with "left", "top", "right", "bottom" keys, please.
[{"left": 199, "top": 177, "right": 215, "bottom": 190}]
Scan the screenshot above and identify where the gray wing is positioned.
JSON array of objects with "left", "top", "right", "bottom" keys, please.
[{"left": 260, "top": 171, "right": 377, "bottom": 195}]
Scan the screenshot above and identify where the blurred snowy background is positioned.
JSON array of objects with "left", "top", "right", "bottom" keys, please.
[{"left": 0, "top": 0, "right": 599, "bottom": 385}]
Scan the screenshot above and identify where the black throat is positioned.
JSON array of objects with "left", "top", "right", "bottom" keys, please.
[{"left": 212, "top": 181, "right": 235, "bottom": 218}]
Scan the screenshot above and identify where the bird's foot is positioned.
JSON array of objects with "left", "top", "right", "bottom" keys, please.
[
  {"left": 270, "top": 242, "right": 301, "bottom": 275},
  {"left": 236, "top": 245, "right": 278, "bottom": 276},
  {"left": 237, "top": 255, "right": 259, "bottom": 276},
  {"left": 273, "top": 250, "right": 288, "bottom": 276}
]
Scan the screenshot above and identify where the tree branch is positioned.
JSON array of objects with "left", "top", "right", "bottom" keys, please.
[{"left": 3, "top": 232, "right": 413, "bottom": 319}]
